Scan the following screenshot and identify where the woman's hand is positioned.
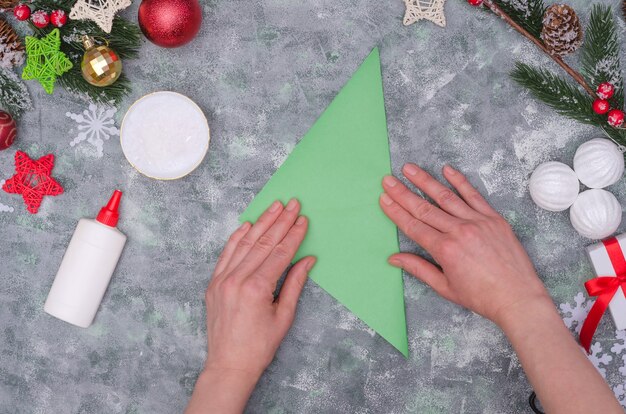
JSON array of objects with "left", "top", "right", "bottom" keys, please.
[
  {"left": 379, "top": 163, "right": 550, "bottom": 325},
  {"left": 379, "top": 163, "right": 622, "bottom": 413},
  {"left": 186, "top": 199, "right": 315, "bottom": 414}
]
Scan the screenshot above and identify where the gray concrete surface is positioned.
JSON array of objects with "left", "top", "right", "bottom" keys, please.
[{"left": 2, "top": 0, "right": 625, "bottom": 412}]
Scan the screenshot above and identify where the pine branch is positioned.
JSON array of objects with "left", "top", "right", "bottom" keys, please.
[
  {"left": 482, "top": 0, "right": 595, "bottom": 97},
  {"left": 580, "top": 4, "right": 623, "bottom": 108},
  {"left": 59, "top": 70, "right": 132, "bottom": 106},
  {"left": 0, "top": 67, "right": 32, "bottom": 119},
  {"left": 491, "top": 0, "right": 546, "bottom": 39},
  {"left": 511, "top": 62, "right": 626, "bottom": 145},
  {"left": 27, "top": 0, "right": 141, "bottom": 105}
]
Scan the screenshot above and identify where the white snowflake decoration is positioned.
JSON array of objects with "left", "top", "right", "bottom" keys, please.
[
  {"left": 69, "top": 0, "right": 131, "bottom": 33},
  {"left": 66, "top": 103, "right": 119, "bottom": 157},
  {"left": 612, "top": 330, "right": 626, "bottom": 356},
  {"left": 0, "top": 180, "right": 14, "bottom": 213},
  {"left": 559, "top": 292, "right": 593, "bottom": 333},
  {"left": 588, "top": 342, "right": 613, "bottom": 378},
  {"left": 402, "top": 0, "right": 446, "bottom": 28}
]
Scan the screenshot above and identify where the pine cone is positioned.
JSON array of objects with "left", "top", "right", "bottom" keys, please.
[
  {"left": 541, "top": 4, "right": 583, "bottom": 57},
  {"left": 0, "top": 0, "right": 18, "bottom": 9},
  {"left": 0, "top": 16, "right": 24, "bottom": 68}
]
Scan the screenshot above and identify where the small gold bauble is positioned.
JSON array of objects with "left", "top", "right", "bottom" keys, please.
[{"left": 80, "top": 35, "right": 122, "bottom": 87}]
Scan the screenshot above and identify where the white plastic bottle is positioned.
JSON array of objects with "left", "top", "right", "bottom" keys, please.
[{"left": 44, "top": 190, "right": 127, "bottom": 328}]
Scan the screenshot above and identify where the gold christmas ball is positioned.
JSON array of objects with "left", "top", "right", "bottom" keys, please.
[{"left": 81, "top": 37, "right": 122, "bottom": 87}]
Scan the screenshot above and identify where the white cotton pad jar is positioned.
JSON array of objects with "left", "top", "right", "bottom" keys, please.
[{"left": 121, "top": 91, "right": 210, "bottom": 180}]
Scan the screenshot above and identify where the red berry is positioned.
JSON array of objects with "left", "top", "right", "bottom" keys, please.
[
  {"left": 13, "top": 3, "right": 31, "bottom": 21},
  {"left": 50, "top": 10, "right": 67, "bottom": 27},
  {"left": 597, "top": 82, "right": 615, "bottom": 100},
  {"left": 608, "top": 109, "right": 625, "bottom": 127},
  {"left": 592, "top": 99, "right": 610, "bottom": 115},
  {"left": 467, "top": 0, "right": 483, "bottom": 5},
  {"left": 31, "top": 10, "right": 49, "bottom": 28}
]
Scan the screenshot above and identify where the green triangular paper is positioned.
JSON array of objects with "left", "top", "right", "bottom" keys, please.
[{"left": 240, "top": 48, "right": 408, "bottom": 356}]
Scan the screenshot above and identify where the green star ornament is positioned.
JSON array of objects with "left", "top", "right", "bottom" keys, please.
[{"left": 22, "top": 29, "right": 73, "bottom": 94}]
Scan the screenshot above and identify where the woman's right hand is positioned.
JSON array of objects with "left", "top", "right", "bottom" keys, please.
[
  {"left": 379, "top": 163, "right": 623, "bottom": 413},
  {"left": 379, "top": 163, "right": 551, "bottom": 326}
]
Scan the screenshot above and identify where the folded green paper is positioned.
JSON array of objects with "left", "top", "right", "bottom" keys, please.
[{"left": 240, "top": 48, "right": 408, "bottom": 356}]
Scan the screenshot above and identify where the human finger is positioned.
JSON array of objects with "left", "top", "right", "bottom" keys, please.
[
  {"left": 277, "top": 256, "right": 316, "bottom": 321},
  {"left": 388, "top": 253, "right": 454, "bottom": 301},
  {"left": 254, "top": 216, "right": 308, "bottom": 286},
  {"left": 234, "top": 198, "right": 301, "bottom": 278},
  {"left": 225, "top": 200, "right": 284, "bottom": 273},
  {"left": 212, "top": 222, "right": 252, "bottom": 281},
  {"left": 402, "top": 163, "right": 477, "bottom": 220},
  {"left": 382, "top": 175, "right": 461, "bottom": 232},
  {"left": 442, "top": 165, "right": 499, "bottom": 217},
  {"left": 379, "top": 192, "right": 441, "bottom": 252}
]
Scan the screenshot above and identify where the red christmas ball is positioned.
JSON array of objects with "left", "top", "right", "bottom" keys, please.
[
  {"left": 138, "top": 0, "right": 202, "bottom": 48},
  {"left": 13, "top": 3, "right": 31, "bottom": 21},
  {"left": 608, "top": 109, "right": 625, "bottom": 127},
  {"left": 597, "top": 82, "right": 615, "bottom": 100},
  {"left": 592, "top": 99, "right": 610, "bottom": 115},
  {"left": 467, "top": 0, "right": 483, "bottom": 5},
  {"left": 0, "top": 111, "right": 17, "bottom": 151},
  {"left": 50, "top": 10, "right": 67, "bottom": 27},
  {"left": 31, "top": 10, "right": 50, "bottom": 28}
]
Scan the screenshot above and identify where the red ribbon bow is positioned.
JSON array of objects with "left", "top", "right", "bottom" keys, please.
[{"left": 580, "top": 237, "right": 626, "bottom": 353}]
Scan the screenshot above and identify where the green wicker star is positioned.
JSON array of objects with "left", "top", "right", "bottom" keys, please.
[{"left": 22, "top": 29, "right": 73, "bottom": 94}]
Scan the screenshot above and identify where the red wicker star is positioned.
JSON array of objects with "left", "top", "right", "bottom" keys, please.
[{"left": 2, "top": 151, "right": 63, "bottom": 214}]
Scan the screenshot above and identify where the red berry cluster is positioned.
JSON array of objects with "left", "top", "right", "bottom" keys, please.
[
  {"left": 592, "top": 82, "right": 625, "bottom": 128},
  {"left": 466, "top": 0, "right": 483, "bottom": 6},
  {"left": 13, "top": 4, "right": 67, "bottom": 29}
]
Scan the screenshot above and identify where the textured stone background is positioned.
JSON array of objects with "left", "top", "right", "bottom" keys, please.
[{"left": 2, "top": 0, "right": 626, "bottom": 412}]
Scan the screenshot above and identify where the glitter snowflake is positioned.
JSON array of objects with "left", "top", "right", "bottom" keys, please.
[
  {"left": 0, "top": 180, "right": 13, "bottom": 213},
  {"left": 66, "top": 103, "right": 119, "bottom": 157},
  {"left": 559, "top": 292, "right": 593, "bottom": 333},
  {"left": 588, "top": 342, "right": 613, "bottom": 378}
]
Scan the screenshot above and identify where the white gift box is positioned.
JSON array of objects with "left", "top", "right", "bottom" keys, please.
[{"left": 586, "top": 233, "right": 626, "bottom": 330}]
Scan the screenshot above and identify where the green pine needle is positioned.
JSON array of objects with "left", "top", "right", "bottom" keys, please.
[
  {"left": 511, "top": 62, "right": 626, "bottom": 146},
  {"left": 0, "top": 68, "right": 33, "bottom": 119},
  {"left": 580, "top": 4, "right": 623, "bottom": 107},
  {"left": 28, "top": 0, "right": 141, "bottom": 105},
  {"left": 491, "top": 0, "right": 546, "bottom": 40}
]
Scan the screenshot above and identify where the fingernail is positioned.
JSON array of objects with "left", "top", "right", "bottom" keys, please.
[
  {"left": 388, "top": 257, "right": 402, "bottom": 267},
  {"left": 305, "top": 257, "right": 317, "bottom": 271},
  {"left": 443, "top": 165, "right": 457, "bottom": 176},
  {"left": 380, "top": 193, "right": 393, "bottom": 206},
  {"left": 286, "top": 198, "right": 299, "bottom": 211},
  {"left": 404, "top": 163, "right": 419, "bottom": 176},
  {"left": 296, "top": 216, "right": 306, "bottom": 225},
  {"left": 383, "top": 175, "right": 398, "bottom": 187},
  {"left": 269, "top": 200, "right": 282, "bottom": 212},
  {"left": 239, "top": 221, "right": 251, "bottom": 231}
]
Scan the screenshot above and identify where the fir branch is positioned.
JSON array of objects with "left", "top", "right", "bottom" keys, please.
[
  {"left": 0, "top": 67, "right": 32, "bottom": 119},
  {"left": 27, "top": 0, "right": 141, "bottom": 105},
  {"left": 511, "top": 62, "right": 626, "bottom": 145},
  {"left": 580, "top": 4, "right": 623, "bottom": 108},
  {"left": 491, "top": 0, "right": 546, "bottom": 40},
  {"left": 59, "top": 70, "right": 132, "bottom": 106},
  {"left": 482, "top": 0, "right": 595, "bottom": 96}
]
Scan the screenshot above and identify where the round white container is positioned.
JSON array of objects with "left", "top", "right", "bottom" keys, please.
[{"left": 121, "top": 91, "right": 210, "bottom": 180}]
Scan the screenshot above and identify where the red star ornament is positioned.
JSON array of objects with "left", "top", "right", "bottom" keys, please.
[{"left": 2, "top": 151, "right": 63, "bottom": 213}]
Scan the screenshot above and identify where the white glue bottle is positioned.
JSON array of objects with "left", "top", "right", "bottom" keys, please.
[{"left": 44, "top": 190, "right": 127, "bottom": 328}]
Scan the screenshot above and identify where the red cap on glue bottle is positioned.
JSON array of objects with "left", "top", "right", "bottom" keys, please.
[{"left": 96, "top": 190, "right": 122, "bottom": 227}]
